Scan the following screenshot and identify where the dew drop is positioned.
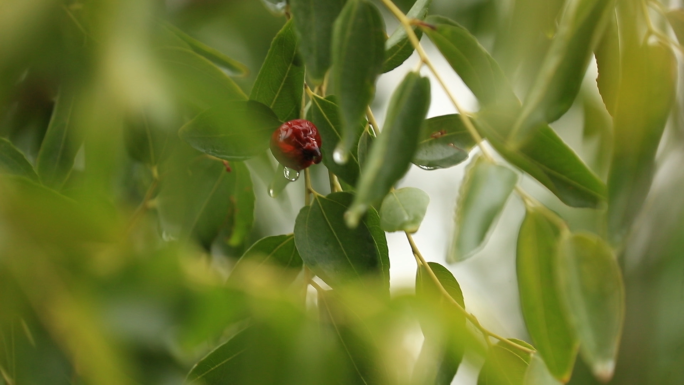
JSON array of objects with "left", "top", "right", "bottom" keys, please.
[
  {"left": 259, "top": 0, "right": 287, "bottom": 15},
  {"left": 417, "top": 164, "right": 437, "bottom": 171},
  {"left": 268, "top": 188, "right": 276, "bottom": 198},
  {"left": 333, "top": 148, "right": 348, "bottom": 164},
  {"left": 283, "top": 167, "right": 300, "bottom": 182}
]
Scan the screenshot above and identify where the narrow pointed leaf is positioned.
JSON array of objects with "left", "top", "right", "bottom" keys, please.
[
  {"left": 379, "top": 187, "right": 429, "bottom": 233},
  {"left": 294, "top": 192, "right": 389, "bottom": 290},
  {"left": 36, "top": 89, "right": 82, "bottom": 189},
  {"left": 227, "top": 161, "right": 255, "bottom": 247},
  {"left": 607, "top": 42, "right": 676, "bottom": 244},
  {"left": 179, "top": 101, "right": 281, "bottom": 161},
  {"left": 290, "top": 0, "right": 346, "bottom": 84},
  {"left": 510, "top": 0, "right": 617, "bottom": 143},
  {"left": 162, "top": 22, "right": 248, "bottom": 76},
  {"left": 594, "top": 12, "right": 620, "bottom": 117},
  {"left": 357, "top": 128, "right": 374, "bottom": 170},
  {"left": 449, "top": 155, "right": 517, "bottom": 262},
  {"left": 309, "top": 94, "right": 361, "bottom": 185},
  {"left": 346, "top": 72, "right": 430, "bottom": 227},
  {"left": 0, "top": 138, "right": 38, "bottom": 181},
  {"left": 416, "top": 262, "right": 465, "bottom": 308},
  {"left": 524, "top": 354, "right": 562, "bottom": 385},
  {"left": 517, "top": 208, "right": 577, "bottom": 381},
  {"left": 422, "top": 16, "right": 518, "bottom": 108},
  {"left": 478, "top": 340, "right": 533, "bottom": 385},
  {"left": 412, "top": 114, "right": 476, "bottom": 170},
  {"left": 158, "top": 46, "right": 247, "bottom": 110},
  {"left": 557, "top": 233, "right": 624, "bottom": 382},
  {"left": 230, "top": 234, "right": 302, "bottom": 283},
  {"left": 331, "top": 0, "right": 386, "bottom": 161},
  {"left": 250, "top": 19, "right": 304, "bottom": 122},
  {"left": 477, "top": 110, "right": 605, "bottom": 208},
  {"left": 382, "top": 0, "right": 431, "bottom": 73}
]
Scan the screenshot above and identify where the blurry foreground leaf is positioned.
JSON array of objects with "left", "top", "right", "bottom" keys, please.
[
  {"left": 524, "top": 354, "right": 563, "bottom": 385},
  {"left": 0, "top": 138, "right": 38, "bottom": 181},
  {"left": 347, "top": 72, "right": 430, "bottom": 227},
  {"left": 179, "top": 101, "right": 281, "bottom": 161},
  {"left": 478, "top": 340, "right": 533, "bottom": 385},
  {"left": 294, "top": 192, "right": 389, "bottom": 290},
  {"left": 449, "top": 155, "right": 517, "bottom": 262},
  {"left": 517, "top": 207, "right": 577, "bottom": 381},
  {"left": 594, "top": 12, "right": 620, "bottom": 116},
  {"left": 250, "top": 19, "right": 304, "bottom": 122},
  {"left": 382, "top": 0, "right": 431, "bottom": 73},
  {"left": 229, "top": 234, "right": 302, "bottom": 284},
  {"left": 557, "top": 233, "right": 624, "bottom": 382},
  {"left": 379, "top": 187, "right": 429, "bottom": 233}
]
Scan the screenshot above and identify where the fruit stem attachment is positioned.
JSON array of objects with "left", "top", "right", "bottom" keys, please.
[{"left": 404, "top": 232, "right": 535, "bottom": 355}]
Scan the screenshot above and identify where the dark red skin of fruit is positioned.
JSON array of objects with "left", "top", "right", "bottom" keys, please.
[{"left": 270, "top": 119, "right": 322, "bottom": 171}]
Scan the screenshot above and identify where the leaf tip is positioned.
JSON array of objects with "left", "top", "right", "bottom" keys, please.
[
  {"left": 344, "top": 204, "right": 367, "bottom": 229},
  {"left": 333, "top": 144, "right": 349, "bottom": 164}
]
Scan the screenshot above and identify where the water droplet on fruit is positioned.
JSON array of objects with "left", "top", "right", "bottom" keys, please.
[
  {"left": 333, "top": 147, "right": 348, "bottom": 164},
  {"left": 417, "top": 165, "right": 437, "bottom": 171},
  {"left": 283, "top": 167, "right": 300, "bottom": 182}
]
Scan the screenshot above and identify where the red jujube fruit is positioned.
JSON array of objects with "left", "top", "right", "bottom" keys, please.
[{"left": 270, "top": 119, "right": 322, "bottom": 171}]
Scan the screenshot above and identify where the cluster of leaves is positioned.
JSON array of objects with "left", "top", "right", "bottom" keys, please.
[{"left": 1, "top": 0, "right": 683, "bottom": 384}]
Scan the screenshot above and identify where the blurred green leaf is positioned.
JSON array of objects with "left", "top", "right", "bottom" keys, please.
[
  {"left": 449, "top": 155, "right": 517, "bottom": 262},
  {"left": 524, "top": 354, "right": 563, "bottom": 385},
  {"left": 477, "top": 110, "right": 606, "bottom": 208},
  {"left": 186, "top": 324, "right": 252, "bottom": 384},
  {"left": 382, "top": 0, "right": 431, "bottom": 73},
  {"left": 557, "top": 233, "right": 624, "bottom": 382},
  {"left": 179, "top": 101, "right": 281, "bottom": 161},
  {"left": 416, "top": 262, "right": 465, "bottom": 309},
  {"left": 581, "top": 95, "right": 612, "bottom": 179},
  {"left": 309, "top": 94, "right": 361, "bottom": 185},
  {"left": 157, "top": 155, "right": 244, "bottom": 249},
  {"left": 509, "top": 0, "right": 616, "bottom": 144},
  {"left": 517, "top": 207, "right": 577, "bottom": 382},
  {"left": 379, "top": 187, "right": 429, "bottom": 233},
  {"left": 123, "top": 111, "right": 172, "bottom": 166},
  {"left": 158, "top": 46, "right": 247, "bottom": 111},
  {"left": 162, "top": 22, "right": 248, "bottom": 76},
  {"left": 666, "top": 9, "right": 684, "bottom": 45},
  {"left": 227, "top": 162, "right": 255, "bottom": 247},
  {"left": 230, "top": 234, "right": 302, "bottom": 283},
  {"left": 478, "top": 340, "right": 533, "bottom": 385},
  {"left": 36, "top": 88, "right": 82, "bottom": 190},
  {"left": 346, "top": 72, "right": 430, "bottom": 227},
  {"left": 290, "top": 0, "right": 346, "bottom": 85},
  {"left": 422, "top": 16, "right": 518, "bottom": 108},
  {"left": 250, "top": 19, "right": 304, "bottom": 122},
  {"left": 594, "top": 12, "right": 620, "bottom": 117},
  {"left": 412, "top": 114, "right": 476, "bottom": 170},
  {"left": 331, "top": 0, "right": 386, "bottom": 161},
  {"left": 357, "top": 128, "right": 374, "bottom": 171},
  {"left": 607, "top": 42, "right": 676, "bottom": 244},
  {"left": 294, "top": 192, "right": 389, "bottom": 290},
  {"left": 0, "top": 138, "right": 38, "bottom": 181}
]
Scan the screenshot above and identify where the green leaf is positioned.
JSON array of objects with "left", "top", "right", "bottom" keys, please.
[
  {"left": 416, "top": 262, "right": 465, "bottom": 308},
  {"left": 331, "top": 0, "right": 386, "bottom": 161},
  {"left": 179, "top": 101, "right": 281, "bottom": 161},
  {"left": 36, "top": 88, "right": 82, "bottom": 189},
  {"left": 509, "top": 0, "right": 617, "bottom": 143},
  {"left": 157, "top": 155, "right": 242, "bottom": 249},
  {"left": 478, "top": 340, "right": 533, "bottom": 385},
  {"left": 230, "top": 234, "right": 302, "bottom": 283},
  {"left": 226, "top": 162, "right": 255, "bottom": 247},
  {"left": 607, "top": 42, "right": 676, "bottom": 244},
  {"left": 357, "top": 128, "right": 374, "bottom": 171},
  {"left": 186, "top": 325, "right": 251, "bottom": 384},
  {"left": 294, "top": 192, "right": 389, "bottom": 290},
  {"left": 309, "top": 94, "right": 361, "bottom": 185},
  {"left": 517, "top": 207, "right": 577, "bottom": 382},
  {"left": 158, "top": 46, "right": 247, "bottom": 110},
  {"left": 379, "top": 187, "right": 429, "bottom": 233},
  {"left": 289, "top": 0, "right": 346, "bottom": 84},
  {"left": 594, "top": 11, "right": 620, "bottom": 117},
  {"left": 0, "top": 138, "right": 38, "bottom": 181},
  {"left": 250, "top": 19, "right": 305, "bottom": 122},
  {"left": 382, "top": 0, "right": 431, "bottom": 73},
  {"left": 557, "top": 233, "right": 624, "bottom": 382},
  {"left": 666, "top": 9, "right": 684, "bottom": 45},
  {"left": 449, "top": 155, "right": 517, "bottom": 262},
  {"left": 524, "top": 354, "right": 562, "bottom": 385},
  {"left": 476, "top": 110, "right": 606, "bottom": 208},
  {"left": 346, "top": 72, "right": 431, "bottom": 227},
  {"left": 123, "top": 111, "right": 172, "bottom": 166},
  {"left": 161, "top": 22, "right": 248, "bottom": 76},
  {"left": 422, "top": 16, "right": 518, "bottom": 108},
  {"left": 412, "top": 114, "right": 476, "bottom": 170}
]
